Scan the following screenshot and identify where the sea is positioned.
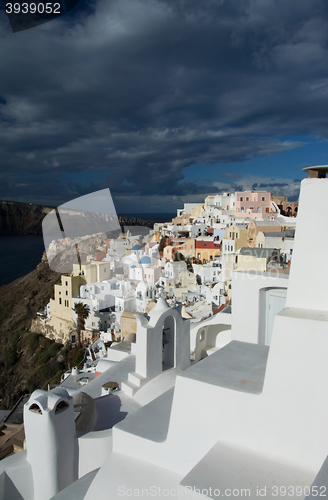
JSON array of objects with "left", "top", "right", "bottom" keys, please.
[
  {"left": 0, "top": 213, "right": 176, "bottom": 287},
  {"left": 0, "top": 235, "right": 45, "bottom": 287}
]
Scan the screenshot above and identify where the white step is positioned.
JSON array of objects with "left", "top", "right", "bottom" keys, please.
[
  {"left": 121, "top": 380, "right": 139, "bottom": 397},
  {"left": 128, "top": 372, "right": 146, "bottom": 388}
]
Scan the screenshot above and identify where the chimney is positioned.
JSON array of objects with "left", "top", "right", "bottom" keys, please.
[{"left": 302, "top": 165, "right": 328, "bottom": 178}]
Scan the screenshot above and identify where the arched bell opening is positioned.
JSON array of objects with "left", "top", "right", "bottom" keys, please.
[{"left": 162, "top": 315, "right": 175, "bottom": 371}]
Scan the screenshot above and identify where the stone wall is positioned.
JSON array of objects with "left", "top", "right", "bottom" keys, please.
[{"left": 31, "top": 316, "right": 76, "bottom": 343}]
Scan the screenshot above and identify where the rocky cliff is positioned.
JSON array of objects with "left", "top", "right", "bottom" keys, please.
[
  {"left": 0, "top": 200, "right": 54, "bottom": 235},
  {"left": 0, "top": 200, "right": 154, "bottom": 235}
]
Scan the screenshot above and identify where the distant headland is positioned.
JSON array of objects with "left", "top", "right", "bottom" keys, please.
[{"left": 0, "top": 200, "right": 154, "bottom": 235}]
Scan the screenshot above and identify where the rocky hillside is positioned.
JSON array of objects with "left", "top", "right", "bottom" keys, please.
[
  {"left": 0, "top": 200, "right": 154, "bottom": 235},
  {"left": 0, "top": 254, "right": 87, "bottom": 409}
]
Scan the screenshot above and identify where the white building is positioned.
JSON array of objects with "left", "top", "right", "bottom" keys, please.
[
  {"left": 164, "top": 261, "right": 187, "bottom": 281},
  {"left": 192, "top": 261, "right": 221, "bottom": 284},
  {"left": 3, "top": 170, "right": 328, "bottom": 500},
  {"left": 135, "top": 280, "right": 157, "bottom": 313},
  {"left": 143, "top": 265, "right": 162, "bottom": 285}
]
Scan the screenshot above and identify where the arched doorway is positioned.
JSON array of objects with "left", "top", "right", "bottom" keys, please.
[{"left": 162, "top": 315, "right": 175, "bottom": 370}]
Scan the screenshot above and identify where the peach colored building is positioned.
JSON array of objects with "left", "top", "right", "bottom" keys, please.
[
  {"left": 247, "top": 219, "right": 283, "bottom": 247},
  {"left": 163, "top": 245, "right": 174, "bottom": 261},
  {"left": 235, "top": 191, "right": 277, "bottom": 218}
]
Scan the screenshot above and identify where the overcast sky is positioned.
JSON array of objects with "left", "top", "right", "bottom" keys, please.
[{"left": 1, "top": 0, "right": 328, "bottom": 214}]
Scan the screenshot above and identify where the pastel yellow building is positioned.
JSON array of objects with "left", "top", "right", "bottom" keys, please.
[
  {"left": 181, "top": 238, "right": 196, "bottom": 258},
  {"left": 172, "top": 215, "right": 192, "bottom": 225},
  {"left": 72, "top": 261, "right": 112, "bottom": 283},
  {"left": 236, "top": 247, "right": 280, "bottom": 272},
  {"left": 190, "top": 204, "right": 204, "bottom": 218},
  {"left": 223, "top": 223, "right": 248, "bottom": 252},
  {"left": 31, "top": 273, "right": 87, "bottom": 343},
  {"left": 51, "top": 274, "right": 87, "bottom": 322},
  {"left": 195, "top": 239, "right": 221, "bottom": 262}
]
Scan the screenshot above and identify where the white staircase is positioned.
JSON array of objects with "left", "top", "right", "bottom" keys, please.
[{"left": 121, "top": 372, "right": 146, "bottom": 397}]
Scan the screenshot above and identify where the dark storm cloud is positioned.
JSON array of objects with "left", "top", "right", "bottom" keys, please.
[
  {"left": 251, "top": 180, "right": 301, "bottom": 201},
  {"left": 1, "top": 0, "right": 328, "bottom": 205},
  {"left": 230, "top": 184, "right": 244, "bottom": 192}
]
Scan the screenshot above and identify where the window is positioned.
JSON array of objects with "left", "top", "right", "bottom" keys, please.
[
  {"left": 59, "top": 298, "right": 62, "bottom": 305},
  {"left": 66, "top": 291, "right": 68, "bottom": 296},
  {"left": 262, "top": 196, "right": 265, "bottom": 201},
  {"left": 82, "top": 270, "right": 85, "bottom": 275},
  {"left": 246, "top": 197, "right": 249, "bottom": 201},
  {"left": 65, "top": 281, "right": 68, "bottom": 286},
  {"left": 92, "top": 322, "right": 95, "bottom": 326},
  {"left": 240, "top": 196, "right": 243, "bottom": 201},
  {"left": 236, "top": 234, "right": 238, "bottom": 239},
  {"left": 29, "top": 403, "right": 42, "bottom": 414},
  {"left": 71, "top": 335, "right": 76, "bottom": 343},
  {"left": 55, "top": 401, "right": 69, "bottom": 414},
  {"left": 104, "top": 267, "right": 106, "bottom": 272},
  {"left": 266, "top": 207, "right": 270, "bottom": 213}
]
